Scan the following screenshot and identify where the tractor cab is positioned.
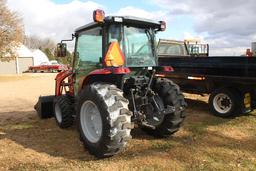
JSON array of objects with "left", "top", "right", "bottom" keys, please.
[{"left": 58, "top": 10, "right": 165, "bottom": 70}]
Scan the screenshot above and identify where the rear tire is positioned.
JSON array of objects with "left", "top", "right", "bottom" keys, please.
[
  {"left": 54, "top": 95, "right": 74, "bottom": 128},
  {"left": 209, "top": 88, "right": 242, "bottom": 117},
  {"left": 142, "top": 78, "right": 187, "bottom": 137},
  {"left": 77, "top": 83, "right": 133, "bottom": 158}
]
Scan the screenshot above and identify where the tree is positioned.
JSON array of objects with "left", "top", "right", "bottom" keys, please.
[
  {"left": 43, "top": 48, "right": 55, "bottom": 61},
  {"left": 24, "top": 35, "right": 56, "bottom": 61},
  {"left": 24, "top": 35, "right": 55, "bottom": 50},
  {"left": 24, "top": 35, "right": 73, "bottom": 65},
  {"left": 57, "top": 50, "right": 73, "bottom": 65},
  {"left": 0, "top": 0, "right": 24, "bottom": 58}
]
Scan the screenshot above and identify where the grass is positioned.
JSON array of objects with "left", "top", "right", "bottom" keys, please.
[
  {"left": 0, "top": 73, "right": 49, "bottom": 82},
  {"left": 0, "top": 75, "right": 32, "bottom": 83},
  {"left": 0, "top": 75, "right": 256, "bottom": 171},
  {"left": 1, "top": 110, "right": 255, "bottom": 171},
  {"left": 0, "top": 111, "right": 256, "bottom": 171},
  {"left": 151, "top": 140, "right": 180, "bottom": 151},
  {"left": 1, "top": 123, "right": 34, "bottom": 130}
]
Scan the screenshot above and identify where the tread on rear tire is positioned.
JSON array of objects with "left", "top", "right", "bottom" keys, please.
[{"left": 77, "top": 83, "right": 133, "bottom": 158}]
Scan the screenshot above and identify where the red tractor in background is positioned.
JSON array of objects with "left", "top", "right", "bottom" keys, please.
[{"left": 35, "top": 10, "right": 186, "bottom": 158}]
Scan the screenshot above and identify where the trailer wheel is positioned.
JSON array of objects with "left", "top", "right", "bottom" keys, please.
[
  {"left": 77, "top": 83, "right": 133, "bottom": 158},
  {"left": 142, "top": 78, "right": 187, "bottom": 137},
  {"left": 209, "top": 88, "right": 242, "bottom": 117},
  {"left": 54, "top": 95, "right": 74, "bottom": 128}
]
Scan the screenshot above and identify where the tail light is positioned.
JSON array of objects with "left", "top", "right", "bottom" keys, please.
[{"left": 163, "top": 66, "right": 174, "bottom": 72}]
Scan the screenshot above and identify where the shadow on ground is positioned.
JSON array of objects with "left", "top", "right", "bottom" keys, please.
[{"left": 0, "top": 98, "right": 255, "bottom": 163}]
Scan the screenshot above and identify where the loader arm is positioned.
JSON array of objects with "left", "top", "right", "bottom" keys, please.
[{"left": 55, "top": 69, "right": 74, "bottom": 96}]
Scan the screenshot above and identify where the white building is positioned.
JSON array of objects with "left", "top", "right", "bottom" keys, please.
[
  {"left": 32, "top": 49, "right": 50, "bottom": 66},
  {"left": 0, "top": 44, "right": 49, "bottom": 74}
]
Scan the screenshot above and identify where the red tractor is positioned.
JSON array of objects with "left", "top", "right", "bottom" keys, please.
[{"left": 35, "top": 10, "right": 186, "bottom": 158}]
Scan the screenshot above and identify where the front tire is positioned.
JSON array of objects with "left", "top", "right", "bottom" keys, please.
[
  {"left": 142, "top": 78, "right": 187, "bottom": 137},
  {"left": 54, "top": 95, "right": 74, "bottom": 128},
  {"left": 77, "top": 83, "right": 133, "bottom": 158}
]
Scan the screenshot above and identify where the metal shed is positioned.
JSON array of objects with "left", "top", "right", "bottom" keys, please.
[{"left": 0, "top": 45, "right": 34, "bottom": 74}]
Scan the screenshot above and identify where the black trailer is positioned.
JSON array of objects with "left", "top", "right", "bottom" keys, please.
[{"left": 158, "top": 42, "right": 256, "bottom": 117}]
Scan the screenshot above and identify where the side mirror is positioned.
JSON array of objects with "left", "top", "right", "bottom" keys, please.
[{"left": 56, "top": 43, "right": 67, "bottom": 57}]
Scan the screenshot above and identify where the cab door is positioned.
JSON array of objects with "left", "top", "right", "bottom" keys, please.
[{"left": 74, "top": 26, "right": 103, "bottom": 95}]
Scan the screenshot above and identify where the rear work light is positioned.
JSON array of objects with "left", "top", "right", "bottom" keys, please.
[
  {"left": 159, "top": 21, "right": 166, "bottom": 31},
  {"left": 188, "top": 76, "right": 205, "bottom": 81},
  {"left": 114, "top": 17, "right": 123, "bottom": 22},
  {"left": 93, "top": 9, "right": 105, "bottom": 23}
]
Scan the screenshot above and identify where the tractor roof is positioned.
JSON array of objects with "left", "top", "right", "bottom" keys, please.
[{"left": 75, "top": 16, "right": 161, "bottom": 33}]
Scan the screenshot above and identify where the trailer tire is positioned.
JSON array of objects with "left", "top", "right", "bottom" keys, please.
[
  {"left": 77, "top": 83, "right": 132, "bottom": 158},
  {"left": 54, "top": 95, "right": 74, "bottom": 128},
  {"left": 142, "top": 78, "right": 187, "bottom": 137},
  {"left": 209, "top": 88, "right": 242, "bottom": 117}
]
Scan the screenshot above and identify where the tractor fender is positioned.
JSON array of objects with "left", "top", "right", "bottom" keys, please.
[
  {"left": 55, "top": 69, "right": 73, "bottom": 96},
  {"left": 79, "top": 67, "right": 130, "bottom": 92}
]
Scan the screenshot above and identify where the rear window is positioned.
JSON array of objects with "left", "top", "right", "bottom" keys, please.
[{"left": 158, "top": 43, "right": 188, "bottom": 56}]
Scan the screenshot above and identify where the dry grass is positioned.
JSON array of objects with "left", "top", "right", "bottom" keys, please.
[
  {"left": 0, "top": 74, "right": 255, "bottom": 171},
  {"left": 0, "top": 73, "right": 52, "bottom": 82}
]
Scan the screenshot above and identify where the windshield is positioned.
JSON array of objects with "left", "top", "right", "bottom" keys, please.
[{"left": 108, "top": 25, "right": 156, "bottom": 67}]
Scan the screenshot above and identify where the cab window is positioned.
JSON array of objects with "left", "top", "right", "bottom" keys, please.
[{"left": 76, "top": 27, "right": 102, "bottom": 68}]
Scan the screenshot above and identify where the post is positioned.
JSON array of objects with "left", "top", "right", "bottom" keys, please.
[{"left": 15, "top": 57, "right": 20, "bottom": 74}]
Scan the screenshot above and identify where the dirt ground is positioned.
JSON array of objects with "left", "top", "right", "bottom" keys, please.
[{"left": 0, "top": 74, "right": 255, "bottom": 171}]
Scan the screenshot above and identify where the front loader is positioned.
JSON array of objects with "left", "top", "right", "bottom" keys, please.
[{"left": 35, "top": 10, "right": 187, "bottom": 158}]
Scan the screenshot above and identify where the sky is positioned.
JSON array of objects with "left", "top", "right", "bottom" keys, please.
[{"left": 6, "top": 0, "right": 256, "bottom": 56}]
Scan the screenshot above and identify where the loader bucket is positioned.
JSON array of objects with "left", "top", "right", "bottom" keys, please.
[{"left": 34, "top": 95, "right": 55, "bottom": 119}]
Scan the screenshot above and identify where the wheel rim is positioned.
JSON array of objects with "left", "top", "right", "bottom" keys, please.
[
  {"left": 213, "top": 93, "right": 232, "bottom": 114},
  {"left": 80, "top": 100, "right": 103, "bottom": 143},
  {"left": 55, "top": 103, "right": 62, "bottom": 123}
]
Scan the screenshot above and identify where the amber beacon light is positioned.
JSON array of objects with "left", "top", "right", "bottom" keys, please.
[{"left": 93, "top": 9, "right": 105, "bottom": 23}]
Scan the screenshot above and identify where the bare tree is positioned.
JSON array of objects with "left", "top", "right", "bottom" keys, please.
[
  {"left": 0, "top": 0, "right": 24, "bottom": 58},
  {"left": 24, "top": 35, "right": 56, "bottom": 60},
  {"left": 24, "top": 35, "right": 55, "bottom": 50}
]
